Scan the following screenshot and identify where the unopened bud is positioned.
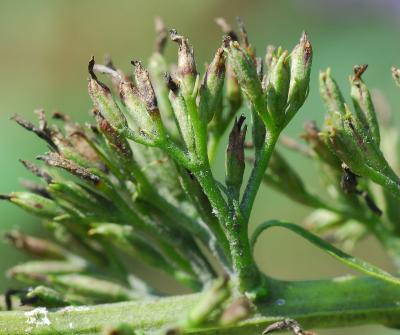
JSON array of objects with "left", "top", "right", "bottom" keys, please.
[
  {"left": 170, "top": 29, "right": 197, "bottom": 96},
  {"left": 286, "top": 32, "right": 313, "bottom": 123},
  {"left": 350, "top": 64, "right": 380, "bottom": 145},
  {"left": 88, "top": 57, "right": 128, "bottom": 131},
  {"left": 265, "top": 50, "right": 290, "bottom": 126},
  {"left": 319, "top": 68, "right": 346, "bottom": 116},
  {"left": 226, "top": 116, "right": 247, "bottom": 193},
  {"left": 224, "top": 38, "right": 267, "bottom": 124},
  {"left": 199, "top": 47, "right": 226, "bottom": 123}
]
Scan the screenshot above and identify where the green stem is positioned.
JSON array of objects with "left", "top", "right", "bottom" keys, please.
[
  {"left": 241, "top": 133, "right": 279, "bottom": 221},
  {"left": 194, "top": 166, "right": 262, "bottom": 293},
  {"left": 1, "top": 276, "right": 399, "bottom": 334}
]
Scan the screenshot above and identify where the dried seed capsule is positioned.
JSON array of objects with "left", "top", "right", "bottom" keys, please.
[
  {"left": 199, "top": 47, "right": 226, "bottom": 124},
  {"left": 265, "top": 50, "right": 290, "bottom": 126},
  {"left": 225, "top": 116, "right": 247, "bottom": 194},
  {"left": 88, "top": 57, "right": 128, "bottom": 132},
  {"left": 120, "top": 64, "right": 165, "bottom": 145},
  {"left": 37, "top": 152, "right": 100, "bottom": 184},
  {"left": 319, "top": 68, "right": 346, "bottom": 116},
  {"left": 170, "top": 29, "right": 198, "bottom": 97},
  {"left": 350, "top": 64, "right": 380, "bottom": 146},
  {"left": 286, "top": 32, "right": 313, "bottom": 123},
  {"left": 94, "top": 112, "right": 133, "bottom": 160},
  {"left": 5, "top": 231, "right": 66, "bottom": 260},
  {"left": 1, "top": 192, "right": 63, "bottom": 219}
]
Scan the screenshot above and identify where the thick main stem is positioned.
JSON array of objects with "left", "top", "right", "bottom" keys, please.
[
  {"left": 194, "top": 166, "right": 262, "bottom": 293},
  {"left": 1, "top": 276, "right": 399, "bottom": 334}
]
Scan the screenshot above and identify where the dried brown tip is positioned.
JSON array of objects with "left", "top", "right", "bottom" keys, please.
[
  {"left": 154, "top": 16, "right": 168, "bottom": 54},
  {"left": 88, "top": 56, "right": 97, "bottom": 80},
  {"left": 215, "top": 17, "right": 238, "bottom": 41},
  {"left": 37, "top": 152, "right": 100, "bottom": 184},
  {"left": 11, "top": 114, "right": 57, "bottom": 151},
  {"left": 169, "top": 29, "right": 183, "bottom": 44},
  {"left": 0, "top": 194, "right": 12, "bottom": 200},
  {"left": 353, "top": 64, "right": 368, "bottom": 81},
  {"left": 19, "top": 159, "right": 52, "bottom": 183},
  {"left": 222, "top": 35, "right": 232, "bottom": 49},
  {"left": 236, "top": 17, "right": 249, "bottom": 48},
  {"left": 131, "top": 60, "right": 158, "bottom": 111},
  {"left": 165, "top": 73, "right": 179, "bottom": 94},
  {"left": 52, "top": 111, "right": 71, "bottom": 122},
  {"left": 20, "top": 180, "right": 51, "bottom": 198}
]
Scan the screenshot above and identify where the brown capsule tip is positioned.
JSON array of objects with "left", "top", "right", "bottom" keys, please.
[
  {"left": 222, "top": 35, "right": 232, "bottom": 48},
  {"left": 165, "top": 73, "right": 180, "bottom": 94},
  {"left": 154, "top": 16, "right": 168, "bottom": 54},
  {"left": 0, "top": 194, "right": 12, "bottom": 200},
  {"left": 237, "top": 114, "right": 246, "bottom": 129},
  {"left": 52, "top": 111, "right": 70, "bottom": 122},
  {"left": 353, "top": 64, "right": 368, "bottom": 81},
  {"left": 88, "top": 56, "right": 97, "bottom": 80},
  {"left": 215, "top": 17, "right": 239, "bottom": 41},
  {"left": 236, "top": 17, "right": 249, "bottom": 48},
  {"left": 169, "top": 29, "right": 183, "bottom": 43}
]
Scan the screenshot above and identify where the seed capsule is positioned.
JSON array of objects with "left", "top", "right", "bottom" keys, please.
[
  {"left": 350, "top": 64, "right": 380, "bottom": 145},
  {"left": 266, "top": 50, "right": 290, "bottom": 126},
  {"left": 224, "top": 37, "right": 268, "bottom": 126},
  {"left": 286, "top": 32, "right": 313, "bottom": 123},
  {"left": 88, "top": 57, "right": 128, "bottom": 132},
  {"left": 199, "top": 47, "right": 226, "bottom": 124},
  {"left": 170, "top": 29, "right": 198, "bottom": 97},
  {"left": 319, "top": 68, "right": 346, "bottom": 116}
]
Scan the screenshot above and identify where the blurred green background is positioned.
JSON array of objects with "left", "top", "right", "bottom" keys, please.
[{"left": 1, "top": 0, "right": 400, "bottom": 333}]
